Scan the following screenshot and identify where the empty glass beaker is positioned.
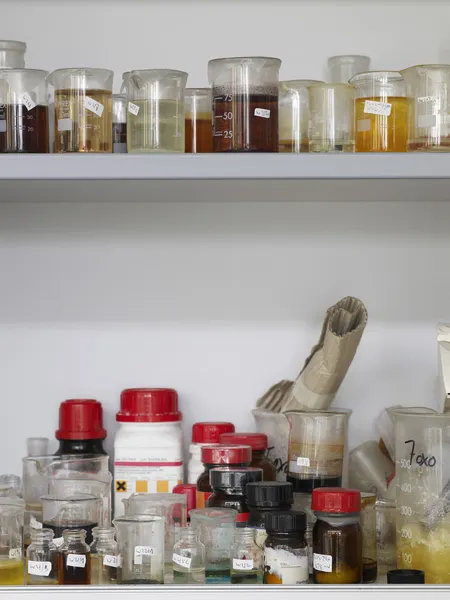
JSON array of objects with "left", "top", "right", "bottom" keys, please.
[
  {"left": 112, "top": 94, "right": 127, "bottom": 153},
  {"left": 114, "top": 515, "right": 164, "bottom": 584},
  {"left": 285, "top": 409, "right": 352, "bottom": 493},
  {"left": 185, "top": 88, "right": 212, "bottom": 153},
  {"left": 401, "top": 64, "right": 450, "bottom": 151},
  {"left": 208, "top": 56, "right": 281, "bottom": 152},
  {"left": 172, "top": 527, "right": 206, "bottom": 584},
  {"left": 279, "top": 80, "right": 324, "bottom": 153},
  {"left": 308, "top": 83, "right": 355, "bottom": 152},
  {"left": 49, "top": 67, "right": 113, "bottom": 153},
  {"left": 26, "top": 528, "right": 58, "bottom": 585},
  {"left": 252, "top": 409, "right": 289, "bottom": 482},
  {"left": 123, "top": 69, "right": 187, "bottom": 153},
  {"left": 41, "top": 493, "right": 101, "bottom": 545},
  {"left": 328, "top": 55, "right": 371, "bottom": 84},
  {"left": 0, "top": 503, "right": 24, "bottom": 585},
  {"left": 0, "top": 69, "right": 49, "bottom": 153}
]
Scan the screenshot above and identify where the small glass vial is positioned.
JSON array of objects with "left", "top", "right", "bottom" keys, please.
[
  {"left": 89, "top": 526, "right": 119, "bottom": 585},
  {"left": 231, "top": 528, "right": 263, "bottom": 584},
  {"left": 26, "top": 528, "right": 58, "bottom": 586},
  {"left": 264, "top": 511, "right": 308, "bottom": 585},
  {"left": 172, "top": 527, "right": 206, "bottom": 584},
  {"left": 308, "top": 83, "right": 355, "bottom": 153},
  {"left": 57, "top": 528, "right": 91, "bottom": 585}
]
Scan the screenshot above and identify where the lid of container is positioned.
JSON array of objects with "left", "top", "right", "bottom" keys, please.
[
  {"left": 56, "top": 399, "right": 106, "bottom": 440},
  {"left": 219, "top": 432, "right": 268, "bottom": 451},
  {"left": 201, "top": 445, "right": 252, "bottom": 465},
  {"left": 0, "top": 41, "right": 26, "bottom": 51},
  {"left": 116, "top": 388, "right": 182, "bottom": 423},
  {"left": 387, "top": 569, "right": 425, "bottom": 584},
  {"left": 192, "top": 422, "right": 235, "bottom": 444},
  {"left": 246, "top": 482, "right": 293, "bottom": 507},
  {"left": 172, "top": 484, "right": 196, "bottom": 514},
  {"left": 265, "top": 510, "right": 307, "bottom": 533},
  {"left": 311, "top": 487, "right": 361, "bottom": 513},
  {"left": 209, "top": 467, "right": 263, "bottom": 489}
]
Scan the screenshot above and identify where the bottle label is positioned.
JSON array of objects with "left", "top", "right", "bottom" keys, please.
[
  {"left": 22, "top": 93, "right": 36, "bottom": 111},
  {"left": 28, "top": 560, "right": 52, "bottom": 576},
  {"left": 313, "top": 552, "right": 332, "bottom": 573},
  {"left": 128, "top": 102, "right": 140, "bottom": 116},
  {"left": 66, "top": 554, "right": 86, "bottom": 568},
  {"left": 84, "top": 96, "right": 104, "bottom": 117},
  {"left": 30, "top": 516, "right": 42, "bottom": 529},
  {"left": 264, "top": 547, "right": 308, "bottom": 584},
  {"left": 173, "top": 553, "right": 192, "bottom": 569},
  {"left": 364, "top": 100, "right": 392, "bottom": 117},
  {"left": 233, "top": 559, "right": 253, "bottom": 570},
  {"left": 254, "top": 108, "right": 271, "bottom": 118},
  {"left": 134, "top": 546, "right": 155, "bottom": 564},
  {"left": 9, "top": 548, "right": 21, "bottom": 560},
  {"left": 196, "top": 490, "right": 211, "bottom": 509},
  {"left": 103, "top": 554, "right": 120, "bottom": 568},
  {"left": 53, "top": 537, "right": 64, "bottom": 548},
  {"left": 235, "top": 512, "right": 250, "bottom": 523},
  {"left": 296, "top": 457, "right": 310, "bottom": 467}
]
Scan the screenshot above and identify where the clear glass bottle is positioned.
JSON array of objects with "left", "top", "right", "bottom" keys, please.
[
  {"left": 57, "top": 528, "right": 91, "bottom": 585},
  {"left": 231, "top": 528, "right": 263, "bottom": 584},
  {"left": 26, "top": 528, "right": 58, "bottom": 585},
  {"left": 172, "top": 527, "right": 206, "bottom": 584},
  {"left": 90, "top": 526, "right": 119, "bottom": 585}
]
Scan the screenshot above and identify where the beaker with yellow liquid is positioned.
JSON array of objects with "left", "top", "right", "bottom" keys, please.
[{"left": 0, "top": 503, "right": 24, "bottom": 585}]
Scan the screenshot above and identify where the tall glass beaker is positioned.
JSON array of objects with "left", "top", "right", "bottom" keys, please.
[
  {"left": 279, "top": 80, "right": 323, "bottom": 153},
  {"left": 0, "top": 503, "right": 24, "bottom": 584},
  {"left": 308, "top": 83, "right": 355, "bottom": 152}
]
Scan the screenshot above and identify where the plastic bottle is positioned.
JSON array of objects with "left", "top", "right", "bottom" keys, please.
[
  {"left": 55, "top": 399, "right": 107, "bottom": 456},
  {"left": 219, "top": 432, "right": 277, "bottom": 481},
  {"left": 188, "top": 422, "right": 235, "bottom": 484},
  {"left": 114, "top": 388, "right": 183, "bottom": 517}
]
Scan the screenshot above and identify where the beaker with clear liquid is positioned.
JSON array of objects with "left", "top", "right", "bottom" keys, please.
[
  {"left": 308, "top": 83, "right": 355, "bottom": 152},
  {"left": 279, "top": 80, "right": 324, "bottom": 153},
  {"left": 123, "top": 69, "right": 187, "bottom": 153},
  {"left": 208, "top": 56, "right": 281, "bottom": 152},
  {"left": 0, "top": 503, "right": 24, "bottom": 585}
]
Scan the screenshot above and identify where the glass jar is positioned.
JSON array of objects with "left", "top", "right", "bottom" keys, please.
[
  {"left": 246, "top": 481, "right": 293, "bottom": 548},
  {"left": 185, "top": 88, "right": 212, "bottom": 153},
  {"left": 207, "top": 468, "right": 263, "bottom": 526},
  {"left": 278, "top": 80, "right": 323, "bottom": 152},
  {"left": 57, "top": 528, "right": 91, "bottom": 585},
  {"left": 172, "top": 527, "right": 206, "bottom": 584},
  {"left": 112, "top": 94, "right": 127, "bottom": 153},
  {"left": 219, "top": 433, "right": 277, "bottom": 481},
  {"left": 26, "top": 528, "right": 58, "bottom": 585},
  {"left": 312, "top": 487, "right": 362, "bottom": 584},
  {"left": 231, "top": 528, "right": 263, "bottom": 584},
  {"left": 361, "top": 492, "right": 377, "bottom": 583},
  {"left": 264, "top": 510, "right": 308, "bottom": 585},
  {"left": 89, "top": 526, "right": 119, "bottom": 585},
  {"left": 308, "top": 83, "right": 355, "bottom": 153}
]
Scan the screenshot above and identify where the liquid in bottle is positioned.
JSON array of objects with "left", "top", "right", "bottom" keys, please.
[
  {"left": 58, "top": 529, "right": 91, "bottom": 585},
  {"left": 127, "top": 99, "right": 184, "bottom": 153},
  {"left": 355, "top": 96, "right": 408, "bottom": 152},
  {"left": 0, "top": 104, "right": 49, "bottom": 153},
  {"left": 0, "top": 560, "right": 24, "bottom": 585}
]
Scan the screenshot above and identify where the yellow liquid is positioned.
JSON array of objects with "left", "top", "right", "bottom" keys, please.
[
  {"left": 0, "top": 560, "right": 24, "bottom": 585},
  {"left": 398, "top": 521, "right": 450, "bottom": 584},
  {"left": 355, "top": 96, "right": 408, "bottom": 152}
]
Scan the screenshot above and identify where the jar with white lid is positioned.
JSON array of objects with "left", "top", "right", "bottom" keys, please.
[
  {"left": 188, "top": 422, "right": 235, "bottom": 485},
  {"left": 113, "top": 388, "right": 183, "bottom": 518}
]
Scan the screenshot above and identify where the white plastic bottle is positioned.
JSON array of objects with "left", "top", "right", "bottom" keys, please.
[
  {"left": 114, "top": 388, "right": 183, "bottom": 517},
  {"left": 188, "top": 422, "right": 235, "bottom": 484}
]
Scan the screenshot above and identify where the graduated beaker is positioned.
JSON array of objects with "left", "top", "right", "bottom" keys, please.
[
  {"left": 208, "top": 56, "right": 281, "bottom": 152},
  {"left": 0, "top": 41, "right": 26, "bottom": 69},
  {"left": 328, "top": 55, "right": 371, "bottom": 84},
  {"left": 114, "top": 515, "right": 164, "bottom": 584},
  {"left": 49, "top": 67, "right": 113, "bottom": 153},
  {"left": 285, "top": 409, "right": 351, "bottom": 493},
  {"left": 41, "top": 493, "right": 101, "bottom": 545},
  {"left": 279, "top": 80, "right": 324, "bottom": 153},
  {"left": 0, "top": 69, "right": 49, "bottom": 153},
  {"left": 308, "top": 83, "right": 355, "bottom": 152},
  {"left": 185, "top": 88, "right": 212, "bottom": 153},
  {"left": 0, "top": 503, "right": 24, "bottom": 584},
  {"left": 123, "top": 69, "right": 187, "bottom": 153}
]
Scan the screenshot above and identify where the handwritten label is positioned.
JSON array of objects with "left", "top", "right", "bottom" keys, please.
[
  {"left": 57, "top": 118, "right": 72, "bottom": 132},
  {"left": 233, "top": 559, "right": 254, "bottom": 570},
  {"left": 313, "top": 552, "right": 332, "bottom": 573},
  {"left": 134, "top": 546, "right": 155, "bottom": 564},
  {"left": 296, "top": 457, "right": 310, "bottom": 467},
  {"left": 66, "top": 554, "right": 86, "bottom": 568},
  {"left": 22, "top": 92, "right": 36, "bottom": 111},
  {"left": 30, "top": 516, "right": 42, "bottom": 529},
  {"left": 254, "top": 108, "right": 270, "bottom": 118},
  {"left": 9, "top": 548, "right": 21, "bottom": 560},
  {"left": 173, "top": 553, "right": 192, "bottom": 569},
  {"left": 364, "top": 100, "right": 391, "bottom": 116},
  {"left": 405, "top": 439, "right": 436, "bottom": 467},
  {"left": 28, "top": 561, "right": 52, "bottom": 576},
  {"left": 84, "top": 96, "right": 104, "bottom": 117},
  {"left": 103, "top": 554, "right": 120, "bottom": 568},
  {"left": 357, "top": 119, "right": 371, "bottom": 132},
  {"left": 417, "top": 96, "right": 437, "bottom": 104},
  {"left": 128, "top": 102, "right": 140, "bottom": 116}
]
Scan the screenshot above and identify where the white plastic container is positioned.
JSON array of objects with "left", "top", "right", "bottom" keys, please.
[
  {"left": 188, "top": 422, "right": 235, "bottom": 484},
  {"left": 114, "top": 388, "right": 183, "bottom": 518}
]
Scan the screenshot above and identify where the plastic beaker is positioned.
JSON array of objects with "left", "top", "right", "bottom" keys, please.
[
  {"left": 48, "top": 67, "right": 113, "bottom": 153},
  {"left": 114, "top": 515, "right": 164, "bottom": 584},
  {"left": 308, "top": 83, "right": 355, "bottom": 152},
  {"left": 0, "top": 503, "right": 24, "bottom": 584},
  {"left": 123, "top": 69, "right": 187, "bottom": 153},
  {"left": 285, "top": 409, "right": 351, "bottom": 493},
  {"left": 112, "top": 94, "right": 127, "bottom": 153},
  {"left": 361, "top": 493, "right": 377, "bottom": 583},
  {"left": 0, "top": 41, "right": 26, "bottom": 69},
  {"left": 208, "top": 56, "right": 281, "bottom": 152},
  {"left": 252, "top": 409, "right": 289, "bottom": 482},
  {"left": 328, "top": 55, "right": 371, "bottom": 84},
  {"left": 279, "top": 79, "right": 324, "bottom": 153},
  {"left": 348, "top": 440, "right": 395, "bottom": 500},
  {"left": 0, "top": 69, "right": 48, "bottom": 153},
  {"left": 185, "top": 88, "right": 212, "bottom": 153},
  {"left": 41, "top": 493, "right": 101, "bottom": 545}
]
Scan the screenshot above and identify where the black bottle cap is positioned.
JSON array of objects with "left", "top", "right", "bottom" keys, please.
[
  {"left": 246, "top": 481, "right": 293, "bottom": 508},
  {"left": 209, "top": 467, "right": 263, "bottom": 489},
  {"left": 265, "top": 510, "right": 307, "bottom": 533},
  {"left": 387, "top": 569, "right": 425, "bottom": 584}
]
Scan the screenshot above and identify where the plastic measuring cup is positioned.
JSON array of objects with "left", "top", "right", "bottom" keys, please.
[
  {"left": 0, "top": 41, "right": 26, "bottom": 69},
  {"left": 308, "top": 83, "right": 355, "bottom": 152},
  {"left": 0, "top": 503, "right": 24, "bottom": 584},
  {"left": 208, "top": 56, "right": 281, "bottom": 152},
  {"left": 328, "top": 55, "right": 371, "bottom": 83},
  {"left": 185, "top": 88, "right": 212, "bottom": 153}
]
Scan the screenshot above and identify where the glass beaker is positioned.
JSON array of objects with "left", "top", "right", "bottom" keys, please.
[
  {"left": 208, "top": 56, "right": 281, "bottom": 152},
  {"left": 279, "top": 79, "right": 323, "bottom": 153},
  {"left": 49, "top": 67, "right": 113, "bottom": 153},
  {"left": 308, "top": 83, "right": 355, "bottom": 152},
  {"left": 285, "top": 409, "right": 352, "bottom": 493},
  {"left": 41, "top": 493, "right": 101, "bottom": 545},
  {"left": 0, "top": 503, "right": 24, "bottom": 584},
  {"left": 123, "top": 69, "right": 187, "bottom": 153},
  {"left": 190, "top": 508, "right": 236, "bottom": 584},
  {"left": 0, "top": 69, "right": 48, "bottom": 153},
  {"left": 328, "top": 55, "right": 371, "bottom": 84},
  {"left": 185, "top": 88, "right": 212, "bottom": 153},
  {"left": 114, "top": 514, "right": 164, "bottom": 584},
  {"left": 348, "top": 440, "right": 395, "bottom": 500},
  {"left": 252, "top": 409, "right": 289, "bottom": 482},
  {"left": 361, "top": 492, "right": 377, "bottom": 583},
  {"left": 395, "top": 412, "right": 450, "bottom": 583},
  {"left": 376, "top": 498, "right": 396, "bottom": 576},
  {"left": 350, "top": 71, "right": 407, "bottom": 152},
  {"left": 112, "top": 94, "right": 127, "bottom": 153},
  {"left": 172, "top": 527, "right": 206, "bottom": 584}
]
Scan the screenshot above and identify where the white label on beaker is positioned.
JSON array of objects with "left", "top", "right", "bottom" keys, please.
[
  {"left": 296, "top": 457, "right": 310, "bottom": 467},
  {"left": 418, "top": 114, "right": 436, "bottom": 128},
  {"left": 22, "top": 92, "right": 36, "bottom": 111},
  {"left": 417, "top": 96, "right": 437, "bottom": 104},
  {"left": 357, "top": 119, "right": 371, "bottom": 132},
  {"left": 28, "top": 560, "right": 52, "bottom": 576},
  {"left": 173, "top": 553, "right": 192, "bottom": 569},
  {"left": 134, "top": 545, "right": 155, "bottom": 564},
  {"left": 233, "top": 559, "right": 254, "bottom": 570},
  {"left": 9, "top": 548, "right": 21, "bottom": 559},
  {"left": 103, "top": 554, "right": 120, "bottom": 568},
  {"left": 128, "top": 102, "right": 140, "bottom": 116},
  {"left": 57, "top": 118, "right": 73, "bottom": 132},
  {"left": 30, "top": 516, "right": 42, "bottom": 529},
  {"left": 84, "top": 96, "right": 104, "bottom": 117},
  {"left": 67, "top": 554, "right": 86, "bottom": 568},
  {"left": 53, "top": 537, "right": 64, "bottom": 548},
  {"left": 364, "top": 100, "right": 392, "bottom": 117},
  {"left": 313, "top": 552, "right": 332, "bottom": 573},
  {"left": 254, "top": 108, "right": 270, "bottom": 118}
]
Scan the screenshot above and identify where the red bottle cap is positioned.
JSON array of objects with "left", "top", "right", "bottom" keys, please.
[
  {"left": 311, "top": 487, "right": 361, "bottom": 513},
  {"left": 116, "top": 388, "right": 182, "bottom": 423},
  {"left": 192, "top": 422, "right": 235, "bottom": 444},
  {"left": 56, "top": 399, "right": 106, "bottom": 440},
  {"left": 201, "top": 445, "right": 252, "bottom": 465},
  {"left": 173, "top": 484, "right": 197, "bottom": 515},
  {"left": 219, "top": 432, "right": 268, "bottom": 451}
]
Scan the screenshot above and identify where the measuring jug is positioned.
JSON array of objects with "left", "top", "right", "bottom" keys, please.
[
  {"left": 285, "top": 409, "right": 351, "bottom": 492},
  {"left": 0, "top": 503, "right": 24, "bottom": 584},
  {"left": 279, "top": 80, "right": 324, "bottom": 153},
  {"left": 208, "top": 56, "right": 281, "bottom": 152},
  {"left": 0, "top": 69, "right": 48, "bottom": 153},
  {"left": 123, "top": 69, "right": 187, "bottom": 153},
  {"left": 0, "top": 41, "right": 26, "bottom": 69},
  {"left": 41, "top": 493, "right": 101, "bottom": 545}
]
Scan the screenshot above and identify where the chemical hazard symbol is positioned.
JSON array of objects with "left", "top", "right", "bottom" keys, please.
[{"left": 116, "top": 480, "right": 127, "bottom": 492}]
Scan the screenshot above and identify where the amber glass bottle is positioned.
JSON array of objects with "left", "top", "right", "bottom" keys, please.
[{"left": 206, "top": 468, "right": 263, "bottom": 526}]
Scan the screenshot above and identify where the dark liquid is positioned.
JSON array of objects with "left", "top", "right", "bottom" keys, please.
[
  {"left": 231, "top": 570, "right": 263, "bottom": 584},
  {"left": 212, "top": 93, "right": 278, "bottom": 152},
  {"left": 120, "top": 579, "right": 162, "bottom": 585},
  {"left": 363, "top": 559, "right": 378, "bottom": 583},
  {"left": 287, "top": 475, "right": 341, "bottom": 493},
  {"left": 205, "top": 566, "right": 231, "bottom": 584},
  {"left": 0, "top": 104, "right": 49, "bottom": 153},
  {"left": 185, "top": 117, "right": 212, "bottom": 152},
  {"left": 113, "top": 122, "right": 127, "bottom": 153},
  {"left": 58, "top": 553, "right": 91, "bottom": 585},
  {"left": 43, "top": 521, "right": 98, "bottom": 545}
]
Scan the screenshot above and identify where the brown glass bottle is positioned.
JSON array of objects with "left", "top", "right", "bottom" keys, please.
[
  {"left": 58, "top": 529, "right": 91, "bottom": 585},
  {"left": 219, "top": 433, "right": 277, "bottom": 481},
  {"left": 0, "top": 104, "right": 49, "bottom": 153}
]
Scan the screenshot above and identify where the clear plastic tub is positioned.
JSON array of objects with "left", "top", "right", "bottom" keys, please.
[
  {"left": 278, "top": 80, "right": 323, "bottom": 152},
  {"left": 308, "top": 83, "right": 355, "bottom": 153},
  {"left": 328, "top": 55, "right": 371, "bottom": 84}
]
